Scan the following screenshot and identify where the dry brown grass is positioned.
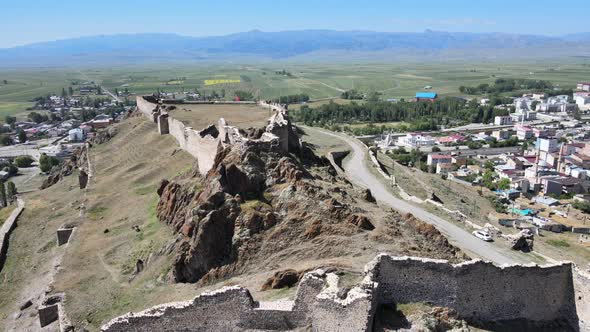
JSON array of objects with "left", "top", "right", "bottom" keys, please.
[{"left": 167, "top": 103, "right": 271, "bottom": 130}]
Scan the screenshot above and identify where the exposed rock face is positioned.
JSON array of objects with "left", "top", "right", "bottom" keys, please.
[
  {"left": 261, "top": 269, "right": 301, "bottom": 290},
  {"left": 362, "top": 189, "right": 376, "bottom": 203},
  {"left": 90, "top": 126, "right": 118, "bottom": 144},
  {"left": 155, "top": 122, "right": 466, "bottom": 284},
  {"left": 41, "top": 145, "right": 88, "bottom": 190}
]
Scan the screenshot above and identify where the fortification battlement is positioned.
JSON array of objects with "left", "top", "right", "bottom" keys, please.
[
  {"left": 101, "top": 254, "right": 590, "bottom": 331},
  {"left": 135, "top": 96, "right": 299, "bottom": 174}
]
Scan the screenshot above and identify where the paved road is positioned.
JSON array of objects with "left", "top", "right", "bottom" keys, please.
[{"left": 304, "top": 126, "right": 528, "bottom": 265}]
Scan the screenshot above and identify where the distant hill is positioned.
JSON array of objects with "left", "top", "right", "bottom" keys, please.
[{"left": 1, "top": 30, "right": 589, "bottom": 67}]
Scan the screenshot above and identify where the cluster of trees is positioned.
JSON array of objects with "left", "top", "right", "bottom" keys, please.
[
  {"left": 275, "top": 69, "right": 294, "bottom": 77},
  {"left": 273, "top": 94, "right": 310, "bottom": 104},
  {"left": 386, "top": 147, "right": 428, "bottom": 171},
  {"left": 340, "top": 89, "right": 364, "bottom": 100},
  {"left": 39, "top": 154, "right": 60, "bottom": 173},
  {"left": 0, "top": 181, "right": 17, "bottom": 207},
  {"left": 28, "top": 112, "right": 49, "bottom": 124},
  {"left": 459, "top": 78, "right": 554, "bottom": 95},
  {"left": 0, "top": 160, "right": 19, "bottom": 178},
  {"left": 293, "top": 97, "right": 509, "bottom": 129},
  {"left": 234, "top": 90, "right": 254, "bottom": 101}
]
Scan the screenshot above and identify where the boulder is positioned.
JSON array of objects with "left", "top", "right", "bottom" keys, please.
[{"left": 507, "top": 229, "right": 534, "bottom": 252}]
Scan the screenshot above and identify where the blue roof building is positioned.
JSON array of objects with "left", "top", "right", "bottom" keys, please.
[{"left": 416, "top": 92, "right": 438, "bottom": 100}]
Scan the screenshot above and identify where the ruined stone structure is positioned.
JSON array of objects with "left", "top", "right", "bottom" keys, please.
[
  {"left": 0, "top": 198, "right": 25, "bottom": 271},
  {"left": 56, "top": 226, "right": 74, "bottom": 246},
  {"left": 101, "top": 254, "right": 590, "bottom": 331},
  {"left": 135, "top": 97, "right": 298, "bottom": 174}
]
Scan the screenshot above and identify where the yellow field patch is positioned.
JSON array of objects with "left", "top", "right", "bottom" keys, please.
[{"left": 204, "top": 79, "right": 240, "bottom": 86}]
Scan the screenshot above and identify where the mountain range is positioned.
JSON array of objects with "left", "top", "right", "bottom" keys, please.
[{"left": 1, "top": 30, "right": 590, "bottom": 67}]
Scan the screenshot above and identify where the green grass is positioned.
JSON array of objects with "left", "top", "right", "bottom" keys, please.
[
  {"left": 547, "top": 239, "right": 571, "bottom": 248},
  {"left": 0, "top": 102, "right": 34, "bottom": 119},
  {"left": 3, "top": 60, "right": 589, "bottom": 115},
  {"left": 0, "top": 205, "right": 16, "bottom": 227},
  {"left": 134, "top": 184, "right": 155, "bottom": 196},
  {"left": 87, "top": 205, "right": 108, "bottom": 221}
]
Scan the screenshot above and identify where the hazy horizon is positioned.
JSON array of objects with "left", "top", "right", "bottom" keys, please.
[{"left": 2, "top": 0, "right": 590, "bottom": 48}]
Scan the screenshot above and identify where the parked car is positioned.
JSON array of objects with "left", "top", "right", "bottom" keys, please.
[{"left": 472, "top": 230, "right": 493, "bottom": 242}]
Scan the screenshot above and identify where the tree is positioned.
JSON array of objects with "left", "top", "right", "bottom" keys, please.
[
  {"left": 0, "top": 182, "right": 6, "bottom": 207},
  {"left": 3, "top": 164, "right": 17, "bottom": 177},
  {"left": 431, "top": 146, "right": 441, "bottom": 152},
  {"left": 68, "top": 86, "right": 74, "bottom": 96},
  {"left": 14, "top": 156, "right": 34, "bottom": 168},
  {"left": 234, "top": 90, "right": 254, "bottom": 101},
  {"left": 61, "top": 87, "right": 67, "bottom": 98},
  {"left": 0, "top": 135, "right": 10, "bottom": 146},
  {"left": 17, "top": 129, "right": 27, "bottom": 144},
  {"left": 5, "top": 181, "right": 16, "bottom": 203},
  {"left": 497, "top": 178, "right": 511, "bottom": 190},
  {"left": 4, "top": 116, "right": 15, "bottom": 126},
  {"left": 39, "top": 154, "right": 60, "bottom": 173},
  {"left": 2, "top": 80, "right": 7, "bottom": 84}
]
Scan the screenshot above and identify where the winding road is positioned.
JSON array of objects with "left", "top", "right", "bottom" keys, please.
[{"left": 304, "top": 126, "right": 528, "bottom": 265}]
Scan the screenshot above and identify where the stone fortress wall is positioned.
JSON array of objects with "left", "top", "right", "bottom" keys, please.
[
  {"left": 101, "top": 254, "right": 590, "bottom": 331},
  {"left": 135, "top": 96, "right": 295, "bottom": 174}
]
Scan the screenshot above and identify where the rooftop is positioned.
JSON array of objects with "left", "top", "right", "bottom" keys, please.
[{"left": 415, "top": 92, "right": 437, "bottom": 99}]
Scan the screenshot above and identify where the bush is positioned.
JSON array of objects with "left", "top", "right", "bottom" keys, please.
[
  {"left": 573, "top": 201, "right": 590, "bottom": 214},
  {"left": 39, "top": 154, "right": 60, "bottom": 173},
  {"left": 14, "top": 156, "right": 34, "bottom": 168}
]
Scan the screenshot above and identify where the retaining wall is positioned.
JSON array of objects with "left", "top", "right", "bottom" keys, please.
[{"left": 102, "top": 254, "right": 590, "bottom": 331}]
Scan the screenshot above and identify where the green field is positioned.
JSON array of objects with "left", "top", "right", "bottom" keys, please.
[{"left": 1, "top": 60, "right": 590, "bottom": 121}]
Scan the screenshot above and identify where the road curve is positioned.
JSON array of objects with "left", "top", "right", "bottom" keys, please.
[{"left": 303, "top": 126, "right": 525, "bottom": 265}]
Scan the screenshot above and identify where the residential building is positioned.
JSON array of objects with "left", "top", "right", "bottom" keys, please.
[
  {"left": 68, "top": 128, "right": 85, "bottom": 142},
  {"left": 537, "top": 138, "right": 559, "bottom": 153},
  {"left": 427, "top": 154, "right": 452, "bottom": 166},
  {"left": 515, "top": 125, "right": 533, "bottom": 140},
  {"left": 415, "top": 92, "right": 437, "bottom": 101},
  {"left": 436, "top": 163, "right": 453, "bottom": 175},
  {"left": 437, "top": 134, "right": 465, "bottom": 145},
  {"left": 397, "top": 133, "right": 435, "bottom": 148},
  {"left": 494, "top": 116, "right": 512, "bottom": 126},
  {"left": 577, "top": 82, "right": 590, "bottom": 92},
  {"left": 492, "top": 129, "right": 511, "bottom": 140}
]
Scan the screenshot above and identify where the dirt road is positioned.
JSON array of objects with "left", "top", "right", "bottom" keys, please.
[{"left": 303, "top": 126, "right": 530, "bottom": 265}]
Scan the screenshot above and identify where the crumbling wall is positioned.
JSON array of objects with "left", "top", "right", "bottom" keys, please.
[
  {"left": 372, "top": 255, "right": 578, "bottom": 327},
  {"left": 0, "top": 199, "right": 25, "bottom": 271},
  {"left": 574, "top": 268, "right": 590, "bottom": 331},
  {"left": 135, "top": 96, "right": 158, "bottom": 119},
  {"left": 101, "top": 254, "right": 589, "bottom": 331},
  {"left": 166, "top": 116, "right": 221, "bottom": 175}
]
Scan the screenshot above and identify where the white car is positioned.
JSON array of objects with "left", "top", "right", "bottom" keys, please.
[{"left": 472, "top": 230, "right": 493, "bottom": 242}]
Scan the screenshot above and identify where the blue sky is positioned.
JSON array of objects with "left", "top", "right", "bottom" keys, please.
[{"left": 1, "top": 0, "right": 588, "bottom": 48}]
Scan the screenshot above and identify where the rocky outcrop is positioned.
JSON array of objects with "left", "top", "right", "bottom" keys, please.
[
  {"left": 41, "top": 145, "right": 88, "bottom": 189},
  {"left": 261, "top": 269, "right": 301, "bottom": 290}
]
